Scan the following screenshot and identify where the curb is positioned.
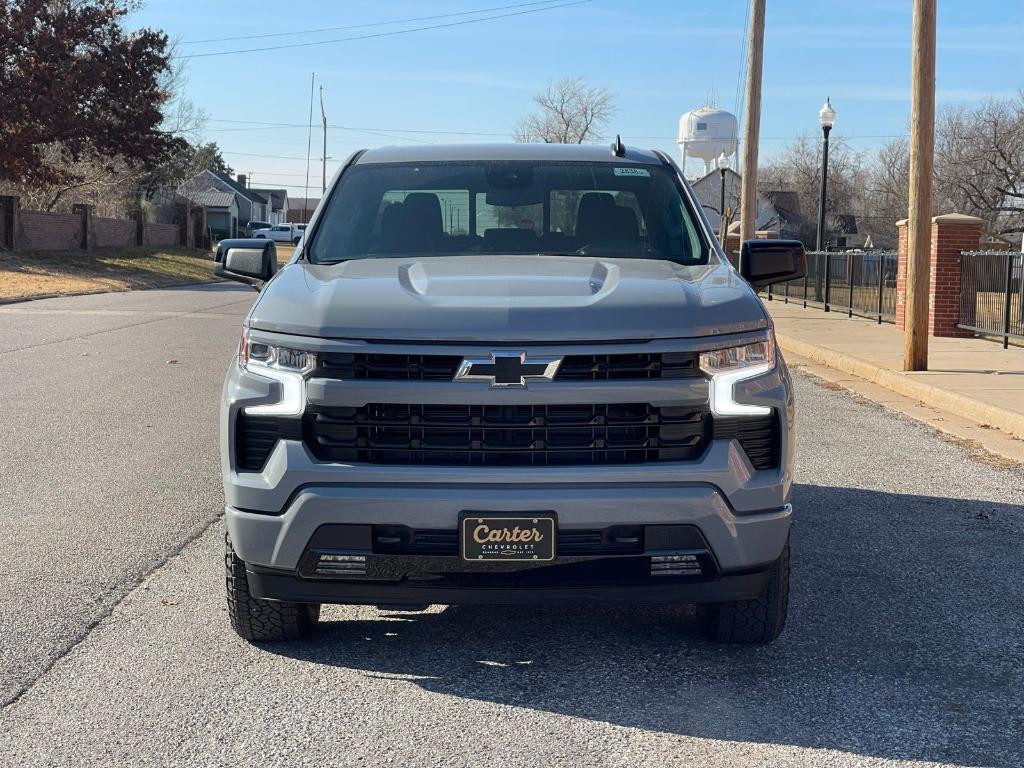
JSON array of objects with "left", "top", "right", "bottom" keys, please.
[{"left": 776, "top": 333, "right": 1024, "bottom": 440}]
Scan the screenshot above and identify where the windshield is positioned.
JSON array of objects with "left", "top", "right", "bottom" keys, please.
[{"left": 306, "top": 160, "right": 709, "bottom": 265}]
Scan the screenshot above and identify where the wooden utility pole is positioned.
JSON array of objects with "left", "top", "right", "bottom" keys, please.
[
  {"left": 738, "top": 0, "right": 766, "bottom": 246},
  {"left": 903, "top": 0, "right": 936, "bottom": 371}
]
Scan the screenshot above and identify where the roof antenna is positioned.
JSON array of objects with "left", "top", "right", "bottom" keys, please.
[{"left": 611, "top": 134, "right": 625, "bottom": 157}]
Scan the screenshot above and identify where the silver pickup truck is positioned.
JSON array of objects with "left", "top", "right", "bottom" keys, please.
[{"left": 214, "top": 142, "right": 805, "bottom": 645}]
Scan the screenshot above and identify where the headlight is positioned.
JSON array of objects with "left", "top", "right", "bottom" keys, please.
[
  {"left": 240, "top": 328, "right": 316, "bottom": 374},
  {"left": 239, "top": 329, "right": 315, "bottom": 416},
  {"left": 699, "top": 336, "right": 775, "bottom": 417}
]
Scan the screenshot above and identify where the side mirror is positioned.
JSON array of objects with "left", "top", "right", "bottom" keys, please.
[
  {"left": 739, "top": 239, "right": 806, "bottom": 287},
  {"left": 213, "top": 238, "right": 278, "bottom": 289}
]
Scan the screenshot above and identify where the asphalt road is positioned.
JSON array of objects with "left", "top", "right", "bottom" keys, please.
[{"left": 1, "top": 284, "right": 1023, "bottom": 767}]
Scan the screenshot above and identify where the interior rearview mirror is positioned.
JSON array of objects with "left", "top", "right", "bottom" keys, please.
[
  {"left": 213, "top": 239, "right": 278, "bottom": 289},
  {"left": 738, "top": 239, "right": 806, "bottom": 288}
]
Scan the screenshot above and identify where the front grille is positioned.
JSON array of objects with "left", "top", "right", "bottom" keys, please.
[
  {"left": 317, "top": 352, "right": 464, "bottom": 381},
  {"left": 372, "top": 526, "right": 645, "bottom": 556},
  {"left": 556, "top": 352, "right": 700, "bottom": 380},
  {"left": 714, "top": 412, "right": 781, "bottom": 469},
  {"left": 304, "top": 403, "right": 708, "bottom": 466},
  {"left": 314, "top": 351, "right": 700, "bottom": 381}
]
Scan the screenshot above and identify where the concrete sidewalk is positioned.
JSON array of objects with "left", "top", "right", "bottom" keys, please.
[{"left": 766, "top": 300, "right": 1024, "bottom": 439}]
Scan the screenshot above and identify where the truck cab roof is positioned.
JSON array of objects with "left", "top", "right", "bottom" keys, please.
[{"left": 355, "top": 142, "right": 666, "bottom": 166}]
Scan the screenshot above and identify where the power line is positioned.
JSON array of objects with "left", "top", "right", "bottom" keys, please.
[
  {"left": 248, "top": 170, "right": 331, "bottom": 179},
  {"left": 221, "top": 150, "right": 309, "bottom": 160},
  {"left": 204, "top": 118, "right": 906, "bottom": 144},
  {"left": 175, "top": 0, "right": 594, "bottom": 59},
  {"left": 181, "top": 0, "right": 569, "bottom": 45},
  {"left": 207, "top": 118, "right": 509, "bottom": 137},
  {"left": 734, "top": 0, "right": 752, "bottom": 119}
]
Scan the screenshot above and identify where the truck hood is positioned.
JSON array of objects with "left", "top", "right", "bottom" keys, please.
[{"left": 248, "top": 254, "right": 768, "bottom": 342}]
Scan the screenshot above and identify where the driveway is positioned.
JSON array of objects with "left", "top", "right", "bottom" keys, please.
[{"left": 1, "top": 284, "right": 1022, "bottom": 767}]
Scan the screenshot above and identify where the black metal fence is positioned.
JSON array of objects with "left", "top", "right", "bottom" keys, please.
[
  {"left": 957, "top": 251, "right": 1023, "bottom": 349},
  {"left": 764, "top": 250, "right": 900, "bottom": 324}
]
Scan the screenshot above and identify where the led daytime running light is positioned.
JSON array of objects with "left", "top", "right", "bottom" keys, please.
[{"left": 699, "top": 337, "right": 775, "bottom": 417}]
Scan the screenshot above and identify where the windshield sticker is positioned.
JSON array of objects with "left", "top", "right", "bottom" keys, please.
[{"left": 613, "top": 167, "right": 650, "bottom": 177}]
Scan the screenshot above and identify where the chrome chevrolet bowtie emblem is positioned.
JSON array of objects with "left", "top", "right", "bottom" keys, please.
[{"left": 454, "top": 351, "right": 562, "bottom": 387}]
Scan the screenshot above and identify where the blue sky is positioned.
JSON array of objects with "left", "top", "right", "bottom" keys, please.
[{"left": 131, "top": 0, "right": 1023, "bottom": 195}]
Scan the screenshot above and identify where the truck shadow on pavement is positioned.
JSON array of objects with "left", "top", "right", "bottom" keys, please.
[{"left": 264, "top": 483, "right": 1024, "bottom": 767}]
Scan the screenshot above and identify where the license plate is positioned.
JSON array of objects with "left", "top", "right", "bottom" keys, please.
[{"left": 460, "top": 514, "right": 556, "bottom": 562}]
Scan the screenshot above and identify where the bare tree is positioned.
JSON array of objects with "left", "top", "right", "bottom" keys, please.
[
  {"left": 513, "top": 77, "right": 616, "bottom": 144},
  {"left": 759, "top": 135, "right": 868, "bottom": 245},
  {"left": 860, "top": 137, "right": 910, "bottom": 247},
  {"left": 934, "top": 95, "right": 1024, "bottom": 234},
  {"left": 0, "top": 30, "right": 228, "bottom": 218},
  {"left": 761, "top": 95, "right": 1024, "bottom": 249}
]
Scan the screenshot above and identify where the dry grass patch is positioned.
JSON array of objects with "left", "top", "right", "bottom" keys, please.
[{"left": 0, "top": 246, "right": 219, "bottom": 302}]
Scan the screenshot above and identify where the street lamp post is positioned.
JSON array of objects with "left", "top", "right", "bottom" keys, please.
[
  {"left": 717, "top": 151, "right": 730, "bottom": 244},
  {"left": 816, "top": 98, "right": 836, "bottom": 310}
]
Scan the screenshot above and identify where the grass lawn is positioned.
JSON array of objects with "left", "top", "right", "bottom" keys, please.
[{"left": 0, "top": 246, "right": 220, "bottom": 302}]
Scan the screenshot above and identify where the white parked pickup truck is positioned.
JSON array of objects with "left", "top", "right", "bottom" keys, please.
[{"left": 253, "top": 223, "right": 305, "bottom": 245}]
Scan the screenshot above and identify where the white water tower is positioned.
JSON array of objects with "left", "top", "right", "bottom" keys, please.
[{"left": 677, "top": 106, "right": 739, "bottom": 177}]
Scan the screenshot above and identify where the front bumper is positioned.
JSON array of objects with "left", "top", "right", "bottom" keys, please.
[
  {"left": 245, "top": 563, "right": 773, "bottom": 606},
  {"left": 240, "top": 513, "right": 783, "bottom": 606},
  {"left": 222, "top": 333, "right": 796, "bottom": 597},
  {"left": 226, "top": 489, "right": 792, "bottom": 573}
]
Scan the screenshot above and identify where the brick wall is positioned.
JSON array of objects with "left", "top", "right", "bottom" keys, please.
[
  {"left": 21, "top": 210, "right": 83, "bottom": 250},
  {"left": 0, "top": 197, "right": 200, "bottom": 252},
  {"left": 146, "top": 222, "right": 179, "bottom": 247},
  {"left": 93, "top": 216, "right": 136, "bottom": 248}
]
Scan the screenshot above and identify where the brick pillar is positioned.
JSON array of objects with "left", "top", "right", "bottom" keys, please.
[
  {"left": 0, "top": 195, "right": 19, "bottom": 249},
  {"left": 725, "top": 233, "right": 740, "bottom": 267},
  {"left": 895, "top": 213, "right": 983, "bottom": 336},
  {"left": 929, "top": 213, "right": 983, "bottom": 337},
  {"left": 895, "top": 219, "right": 908, "bottom": 328},
  {"left": 72, "top": 204, "right": 93, "bottom": 249},
  {"left": 135, "top": 210, "right": 147, "bottom": 246}
]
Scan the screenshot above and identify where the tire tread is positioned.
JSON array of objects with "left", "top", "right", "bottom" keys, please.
[
  {"left": 224, "top": 532, "right": 318, "bottom": 642},
  {"left": 704, "top": 539, "right": 790, "bottom": 644}
]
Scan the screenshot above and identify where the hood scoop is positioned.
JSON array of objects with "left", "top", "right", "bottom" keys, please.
[{"left": 398, "top": 256, "right": 619, "bottom": 304}]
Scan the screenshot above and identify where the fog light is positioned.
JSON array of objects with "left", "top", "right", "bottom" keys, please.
[
  {"left": 650, "top": 553, "right": 702, "bottom": 576},
  {"left": 315, "top": 553, "right": 367, "bottom": 576}
]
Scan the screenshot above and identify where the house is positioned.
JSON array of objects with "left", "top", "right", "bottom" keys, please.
[
  {"left": 251, "top": 188, "right": 289, "bottom": 224},
  {"left": 690, "top": 169, "right": 792, "bottom": 235},
  {"left": 979, "top": 232, "right": 1021, "bottom": 251},
  {"left": 191, "top": 190, "right": 238, "bottom": 239},
  {"left": 287, "top": 197, "right": 320, "bottom": 223},
  {"left": 825, "top": 213, "right": 867, "bottom": 249},
  {"left": 758, "top": 190, "right": 805, "bottom": 242},
  {"left": 178, "top": 170, "right": 270, "bottom": 234}
]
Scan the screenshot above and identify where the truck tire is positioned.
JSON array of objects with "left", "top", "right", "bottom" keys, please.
[
  {"left": 702, "top": 538, "right": 789, "bottom": 644},
  {"left": 225, "top": 532, "right": 319, "bottom": 642}
]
